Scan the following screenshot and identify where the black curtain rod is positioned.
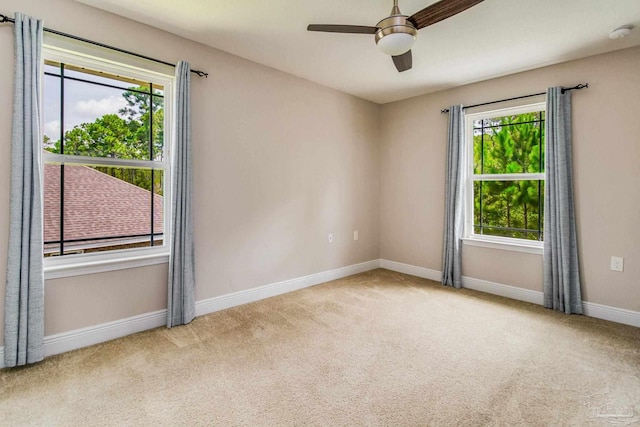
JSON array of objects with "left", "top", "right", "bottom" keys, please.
[
  {"left": 440, "top": 83, "right": 589, "bottom": 114},
  {"left": 0, "top": 13, "right": 208, "bottom": 78}
]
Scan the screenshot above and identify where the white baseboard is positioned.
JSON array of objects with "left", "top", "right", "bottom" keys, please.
[
  {"left": 582, "top": 301, "right": 640, "bottom": 328},
  {"left": 1, "top": 259, "right": 380, "bottom": 369},
  {"left": 379, "top": 259, "right": 640, "bottom": 328},
  {"left": 43, "top": 309, "right": 167, "bottom": 359},
  {"left": 461, "top": 276, "right": 545, "bottom": 306},
  {"left": 196, "top": 259, "right": 380, "bottom": 316},
  {"left": 379, "top": 259, "right": 441, "bottom": 281},
  {"left": 1, "top": 309, "right": 166, "bottom": 369}
]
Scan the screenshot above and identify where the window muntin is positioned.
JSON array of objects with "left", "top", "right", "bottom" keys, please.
[
  {"left": 466, "top": 103, "right": 545, "bottom": 244},
  {"left": 42, "top": 50, "right": 171, "bottom": 261}
]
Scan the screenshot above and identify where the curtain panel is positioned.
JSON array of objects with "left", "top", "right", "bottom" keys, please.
[
  {"left": 543, "top": 87, "right": 583, "bottom": 314},
  {"left": 4, "top": 13, "right": 45, "bottom": 367},
  {"left": 167, "top": 61, "right": 196, "bottom": 327},
  {"left": 442, "top": 105, "right": 466, "bottom": 288}
]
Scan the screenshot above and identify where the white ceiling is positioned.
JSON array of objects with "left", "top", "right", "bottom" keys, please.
[{"left": 76, "top": 0, "right": 640, "bottom": 104}]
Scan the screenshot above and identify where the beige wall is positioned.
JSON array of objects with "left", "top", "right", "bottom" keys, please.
[
  {"left": 380, "top": 46, "right": 640, "bottom": 311},
  {"left": 0, "top": 0, "right": 380, "bottom": 341}
]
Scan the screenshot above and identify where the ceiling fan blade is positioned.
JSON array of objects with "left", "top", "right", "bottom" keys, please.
[
  {"left": 408, "top": 0, "right": 484, "bottom": 30},
  {"left": 392, "top": 50, "right": 412, "bottom": 72},
  {"left": 307, "top": 24, "right": 378, "bottom": 34}
]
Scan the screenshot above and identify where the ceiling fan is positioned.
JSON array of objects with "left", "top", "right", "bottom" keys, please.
[{"left": 307, "top": 0, "right": 484, "bottom": 72}]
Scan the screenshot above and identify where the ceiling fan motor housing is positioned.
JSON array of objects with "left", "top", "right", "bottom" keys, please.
[{"left": 375, "top": 15, "right": 418, "bottom": 56}]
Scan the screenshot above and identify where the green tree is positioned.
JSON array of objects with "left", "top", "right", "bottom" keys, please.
[
  {"left": 58, "top": 114, "right": 134, "bottom": 158},
  {"left": 119, "top": 86, "right": 164, "bottom": 161}
]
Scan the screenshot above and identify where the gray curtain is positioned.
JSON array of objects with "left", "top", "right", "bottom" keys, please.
[
  {"left": 442, "top": 105, "right": 466, "bottom": 288},
  {"left": 4, "top": 13, "right": 45, "bottom": 367},
  {"left": 167, "top": 61, "right": 196, "bottom": 327},
  {"left": 543, "top": 87, "right": 583, "bottom": 314}
]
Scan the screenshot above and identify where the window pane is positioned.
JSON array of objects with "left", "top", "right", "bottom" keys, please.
[
  {"left": 151, "top": 169, "right": 164, "bottom": 247},
  {"left": 61, "top": 79, "right": 144, "bottom": 159},
  {"left": 43, "top": 164, "right": 61, "bottom": 256},
  {"left": 473, "top": 112, "right": 545, "bottom": 174},
  {"left": 473, "top": 180, "right": 544, "bottom": 241},
  {"left": 44, "top": 67, "right": 165, "bottom": 161},
  {"left": 43, "top": 164, "right": 164, "bottom": 256},
  {"left": 118, "top": 86, "right": 164, "bottom": 161},
  {"left": 43, "top": 73, "right": 61, "bottom": 153},
  {"left": 152, "top": 93, "right": 165, "bottom": 161}
]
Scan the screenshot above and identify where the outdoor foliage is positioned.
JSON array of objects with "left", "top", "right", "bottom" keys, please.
[
  {"left": 473, "top": 112, "right": 545, "bottom": 240},
  {"left": 44, "top": 86, "right": 164, "bottom": 195}
]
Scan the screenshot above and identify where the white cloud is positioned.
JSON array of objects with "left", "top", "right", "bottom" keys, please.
[
  {"left": 44, "top": 120, "right": 60, "bottom": 139},
  {"left": 69, "top": 95, "right": 127, "bottom": 127}
]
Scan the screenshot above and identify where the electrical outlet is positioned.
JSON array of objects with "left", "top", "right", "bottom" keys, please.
[
  {"left": 610, "top": 256, "right": 624, "bottom": 272},
  {"left": 353, "top": 230, "right": 359, "bottom": 241},
  {"left": 328, "top": 233, "right": 333, "bottom": 243}
]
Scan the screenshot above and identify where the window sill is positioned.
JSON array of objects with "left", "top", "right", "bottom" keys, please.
[
  {"left": 462, "top": 237, "right": 543, "bottom": 255},
  {"left": 44, "top": 252, "right": 169, "bottom": 280}
]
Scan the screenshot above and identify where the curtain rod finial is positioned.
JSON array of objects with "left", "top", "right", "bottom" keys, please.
[{"left": 0, "top": 14, "right": 9, "bottom": 23}]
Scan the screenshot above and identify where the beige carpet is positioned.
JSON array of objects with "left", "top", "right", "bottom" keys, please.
[{"left": 1, "top": 269, "right": 639, "bottom": 426}]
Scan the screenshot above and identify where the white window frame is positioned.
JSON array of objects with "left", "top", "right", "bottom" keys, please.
[
  {"left": 42, "top": 43, "right": 174, "bottom": 279},
  {"left": 463, "top": 102, "right": 546, "bottom": 255}
]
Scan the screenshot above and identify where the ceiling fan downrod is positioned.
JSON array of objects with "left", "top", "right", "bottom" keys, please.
[{"left": 391, "top": 0, "right": 401, "bottom": 16}]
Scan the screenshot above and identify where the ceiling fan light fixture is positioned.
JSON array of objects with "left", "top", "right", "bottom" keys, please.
[
  {"left": 375, "top": 15, "right": 417, "bottom": 56},
  {"left": 377, "top": 31, "right": 416, "bottom": 55}
]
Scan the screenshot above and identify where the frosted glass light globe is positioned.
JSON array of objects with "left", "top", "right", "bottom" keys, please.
[{"left": 377, "top": 32, "right": 415, "bottom": 56}]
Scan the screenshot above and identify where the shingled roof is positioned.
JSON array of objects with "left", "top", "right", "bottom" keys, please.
[{"left": 44, "top": 164, "right": 164, "bottom": 254}]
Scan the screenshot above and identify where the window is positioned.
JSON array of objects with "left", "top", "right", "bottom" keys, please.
[
  {"left": 42, "top": 45, "right": 173, "bottom": 274},
  {"left": 464, "top": 103, "right": 545, "bottom": 250}
]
